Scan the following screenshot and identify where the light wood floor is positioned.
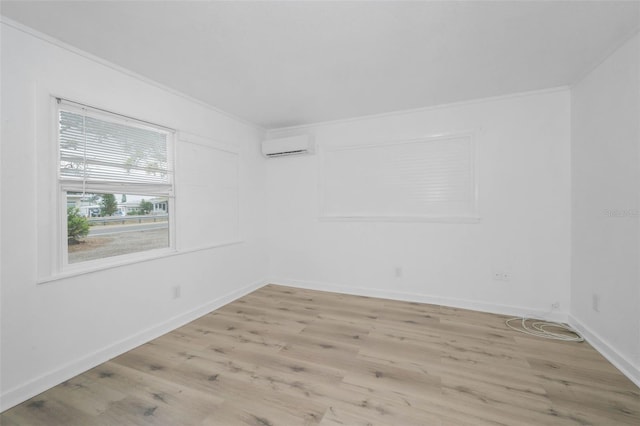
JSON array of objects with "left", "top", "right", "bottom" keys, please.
[{"left": 2, "top": 284, "right": 639, "bottom": 425}]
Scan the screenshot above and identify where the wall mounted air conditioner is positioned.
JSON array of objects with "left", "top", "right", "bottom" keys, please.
[{"left": 262, "top": 134, "right": 315, "bottom": 158}]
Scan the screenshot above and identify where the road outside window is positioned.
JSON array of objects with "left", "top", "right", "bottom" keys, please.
[{"left": 66, "top": 192, "right": 169, "bottom": 264}]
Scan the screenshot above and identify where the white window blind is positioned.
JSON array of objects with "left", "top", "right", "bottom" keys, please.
[
  {"left": 321, "top": 133, "right": 477, "bottom": 220},
  {"left": 58, "top": 99, "right": 173, "bottom": 195}
]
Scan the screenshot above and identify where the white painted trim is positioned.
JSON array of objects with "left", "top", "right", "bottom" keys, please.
[
  {"left": 0, "top": 17, "right": 265, "bottom": 133},
  {"left": 570, "top": 28, "right": 640, "bottom": 88},
  {"left": 268, "top": 86, "right": 570, "bottom": 133},
  {"left": 270, "top": 278, "right": 568, "bottom": 323},
  {"left": 177, "top": 131, "right": 241, "bottom": 155},
  {"left": 568, "top": 314, "right": 640, "bottom": 388},
  {"left": 0, "top": 279, "right": 268, "bottom": 412}
]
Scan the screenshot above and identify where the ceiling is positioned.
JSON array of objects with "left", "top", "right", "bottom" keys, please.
[{"left": 2, "top": 1, "right": 639, "bottom": 129}]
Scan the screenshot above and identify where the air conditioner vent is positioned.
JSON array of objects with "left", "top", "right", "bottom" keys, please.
[{"left": 262, "top": 135, "right": 314, "bottom": 158}]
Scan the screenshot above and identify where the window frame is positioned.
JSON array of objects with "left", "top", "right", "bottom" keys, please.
[{"left": 55, "top": 98, "right": 177, "bottom": 274}]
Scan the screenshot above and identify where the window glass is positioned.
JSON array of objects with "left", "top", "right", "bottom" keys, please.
[{"left": 66, "top": 192, "right": 170, "bottom": 264}]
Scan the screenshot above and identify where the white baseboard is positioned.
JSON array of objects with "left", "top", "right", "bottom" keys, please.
[
  {"left": 568, "top": 314, "right": 640, "bottom": 388},
  {"left": 13, "top": 278, "right": 632, "bottom": 413},
  {"left": 0, "top": 279, "right": 268, "bottom": 412},
  {"left": 269, "top": 278, "right": 568, "bottom": 323}
]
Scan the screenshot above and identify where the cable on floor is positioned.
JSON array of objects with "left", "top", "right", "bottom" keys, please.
[{"left": 505, "top": 317, "right": 584, "bottom": 342}]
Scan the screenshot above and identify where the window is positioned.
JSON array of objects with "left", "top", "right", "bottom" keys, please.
[
  {"left": 321, "top": 132, "right": 478, "bottom": 221},
  {"left": 57, "top": 99, "right": 174, "bottom": 267}
]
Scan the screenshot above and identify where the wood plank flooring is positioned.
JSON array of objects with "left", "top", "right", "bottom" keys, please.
[{"left": 2, "top": 284, "right": 639, "bottom": 425}]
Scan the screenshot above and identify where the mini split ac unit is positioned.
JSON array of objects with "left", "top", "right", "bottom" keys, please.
[{"left": 262, "top": 134, "right": 315, "bottom": 158}]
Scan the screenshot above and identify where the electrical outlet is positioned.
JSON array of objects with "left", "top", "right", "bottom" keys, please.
[
  {"left": 551, "top": 302, "right": 560, "bottom": 310},
  {"left": 502, "top": 271, "right": 511, "bottom": 282},
  {"left": 173, "top": 285, "right": 181, "bottom": 299},
  {"left": 592, "top": 294, "right": 600, "bottom": 312}
]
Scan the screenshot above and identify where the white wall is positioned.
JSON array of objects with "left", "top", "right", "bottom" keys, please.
[
  {"left": 0, "top": 21, "right": 268, "bottom": 410},
  {"left": 3, "top": 14, "right": 637, "bottom": 412},
  {"left": 570, "top": 33, "right": 640, "bottom": 385},
  {"left": 266, "top": 89, "right": 572, "bottom": 319}
]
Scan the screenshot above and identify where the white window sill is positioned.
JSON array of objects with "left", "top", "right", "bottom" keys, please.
[
  {"left": 318, "top": 216, "right": 481, "bottom": 223},
  {"left": 37, "top": 240, "right": 243, "bottom": 285}
]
